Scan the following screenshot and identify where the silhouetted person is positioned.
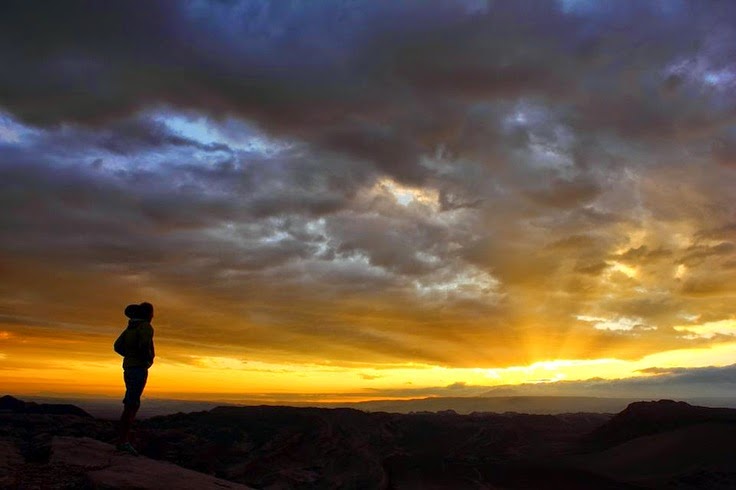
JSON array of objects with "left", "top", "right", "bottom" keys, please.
[{"left": 113, "top": 302, "right": 155, "bottom": 455}]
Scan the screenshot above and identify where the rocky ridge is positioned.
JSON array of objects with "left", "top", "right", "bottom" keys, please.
[{"left": 4, "top": 395, "right": 736, "bottom": 489}]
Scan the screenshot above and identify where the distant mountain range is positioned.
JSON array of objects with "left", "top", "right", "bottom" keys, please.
[
  {"left": 331, "top": 395, "right": 642, "bottom": 414},
  {"left": 20, "top": 393, "right": 736, "bottom": 419},
  {"left": 3, "top": 394, "right": 736, "bottom": 488},
  {"left": 0, "top": 394, "right": 92, "bottom": 418}
]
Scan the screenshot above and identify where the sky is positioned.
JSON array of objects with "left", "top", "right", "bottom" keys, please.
[{"left": 1, "top": 0, "right": 736, "bottom": 403}]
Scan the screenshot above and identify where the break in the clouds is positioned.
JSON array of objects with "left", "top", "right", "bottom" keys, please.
[
  {"left": 358, "top": 363, "right": 736, "bottom": 400},
  {"left": 1, "top": 0, "right": 736, "bottom": 394}
]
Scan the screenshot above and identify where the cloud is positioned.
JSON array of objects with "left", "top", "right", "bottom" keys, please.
[
  {"left": 679, "top": 242, "right": 736, "bottom": 266},
  {"left": 525, "top": 177, "right": 602, "bottom": 209},
  {"left": 486, "top": 363, "right": 736, "bottom": 398},
  {"left": 279, "top": 363, "right": 736, "bottom": 401},
  {"left": 673, "top": 319, "right": 736, "bottom": 339},
  {"left": 615, "top": 246, "right": 673, "bottom": 264},
  {"left": 2, "top": 1, "right": 733, "bottom": 181},
  {"left": 0, "top": 1, "right": 736, "bottom": 377}
]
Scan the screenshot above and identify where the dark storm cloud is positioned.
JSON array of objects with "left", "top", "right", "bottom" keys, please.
[
  {"left": 580, "top": 363, "right": 736, "bottom": 397},
  {"left": 305, "top": 363, "right": 736, "bottom": 400},
  {"left": 712, "top": 129, "right": 736, "bottom": 167},
  {"left": 2, "top": 167, "right": 341, "bottom": 266},
  {"left": 1, "top": 0, "right": 736, "bottom": 372},
  {"left": 3, "top": 0, "right": 734, "bottom": 183},
  {"left": 13, "top": 116, "right": 234, "bottom": 157},
  {"left": 524, "top": 177, "right": 602, "bottom": 209},
  {"left": 0, "top": 117, "right": 362, "bottom": 281},
  {"left": 467, "top": 364, "right": 736, "bottom": 399},
  {"left": 0, "top": 0, "right": 454, "bottom": 182},
  {"left": 92, "top": 118, "right": 232, "bottom": 155},
  {"left": 327, "top": 212, "right": 448, "bottom": 276}
]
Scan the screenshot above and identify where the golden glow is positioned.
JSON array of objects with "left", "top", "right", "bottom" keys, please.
[
  {"left": 374, "top": 178, "right": 440, "bottom": 208},
  {"left": 608, "top": 261, "right": 638, "bottom": 279},
  {"left": 673, "top": 319, "right": 736, "bottom": 339},
  {"left": 674, "top": 264, "right": 687, "bottom": 279},
  {"left": 4, "top": 332, "right": 736, "bottom": 402}
]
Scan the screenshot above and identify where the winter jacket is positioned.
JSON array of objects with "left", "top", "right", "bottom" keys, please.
[{"left": 114, "top": 319, "right": 155, "bottom": 369}]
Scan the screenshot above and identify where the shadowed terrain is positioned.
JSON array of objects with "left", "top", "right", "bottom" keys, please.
[{"left": 2, "top": 395, "right": 736, "bottom": 489}]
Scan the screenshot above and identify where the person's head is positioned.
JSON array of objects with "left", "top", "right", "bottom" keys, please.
[
  {"left": 124, "top": 304, "right": 139, "bottom": 319},
  {"left": 138, "top": 302, "right": 154, "bottom": 321}
]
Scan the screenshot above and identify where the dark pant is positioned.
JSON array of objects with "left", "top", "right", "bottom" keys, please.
[{"left": 122, "top": 367, "right": 148, "bottom": 407}]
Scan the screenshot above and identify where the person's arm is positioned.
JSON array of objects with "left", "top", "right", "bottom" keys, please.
[
  {"left": 138, "top": 323, "right": 155, "bottom": 367},
  {"left": 149, "top": 329, "right": 155, "bottom": 366}
]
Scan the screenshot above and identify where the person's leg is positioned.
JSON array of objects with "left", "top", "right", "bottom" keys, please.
[
  {"left": 117, "top": 368, "right": 148, "bottom": 453},
  {"left": 117, "top": 403, "right": 138, "bottom": 444}
]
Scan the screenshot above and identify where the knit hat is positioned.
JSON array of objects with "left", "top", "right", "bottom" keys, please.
[{"left": 124, "top": 304, "right": 140, "bottom": 319}]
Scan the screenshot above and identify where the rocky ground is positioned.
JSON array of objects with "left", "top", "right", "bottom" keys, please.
[
  {"left": 3, "top": 395, "right": 736, "bottom": 489},
  {"left": 2, "top": 436, "right": 253, "bottom": 489}
]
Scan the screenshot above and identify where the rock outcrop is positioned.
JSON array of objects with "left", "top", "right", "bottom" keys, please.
[
  {"left": 588, "top": 399, "right": 736, "bottom": 448},
  {"left": 0, "top": 438, "right": 23, "bottom": 487},
  {"left": 571, "top": 401, "right": 736, "bottom": 488},
  {"left": 1, "top": 426, "right": 253, "bottom": 489}
]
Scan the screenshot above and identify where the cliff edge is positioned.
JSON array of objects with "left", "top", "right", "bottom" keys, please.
[{"left": 3, "top": 436, "right": 253, "bottom": 489}]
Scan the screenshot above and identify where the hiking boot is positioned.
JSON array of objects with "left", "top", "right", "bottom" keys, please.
[{"left": 116, "top": 442, "right": 139, "bottom": 456}]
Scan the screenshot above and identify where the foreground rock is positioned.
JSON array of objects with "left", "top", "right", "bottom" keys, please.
[
  {"left": 5, "top": 395, "right": 736, "bottom": 489},
  {"left": 49, "top": 437, "right": 253, "bottom": 489},
  {"left": 0, "top": 438, "right": 23, "bottom": 487}
]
